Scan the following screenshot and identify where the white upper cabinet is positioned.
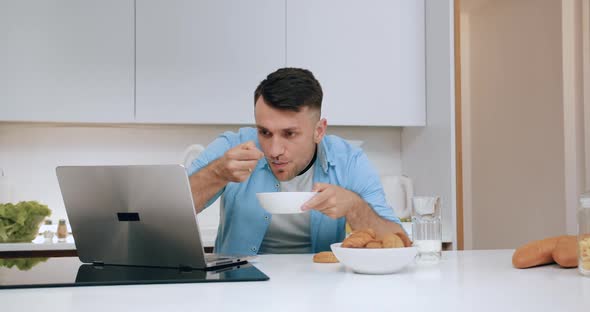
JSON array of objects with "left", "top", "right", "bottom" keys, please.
[
  {"left": 286, "top": 0, "right": 425, "bottom": 126},
  {"left": 135, "top": 0, "right": 286, "bottom": 125},
  {"left": 0, "top": 1, "right": 134, "bottom": 123},
  {"left": 1, "top": 1, "right": 425, "bottom": 126}
]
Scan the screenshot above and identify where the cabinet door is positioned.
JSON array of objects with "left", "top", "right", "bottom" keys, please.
[
  {"left": 286, "top": 0, "right": 425, "bottom": 126},
  {"left": 0, "top": 1, "right": 134, "bottom": 123},
  {"left": 136, "top": 0, "right": 286, "bottom": 124}
]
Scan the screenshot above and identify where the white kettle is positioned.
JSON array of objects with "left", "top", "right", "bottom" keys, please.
[
  {"left": 381, "top": 175, "right": 414, "bottom": 219},
  {"left": 0, "top": 169, "right": 14, "bottom": 204},
  {"left": 182, "top": 144, "right": 205, "bottom": 169}
]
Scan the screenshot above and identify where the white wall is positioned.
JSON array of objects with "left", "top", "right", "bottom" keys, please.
[
  {"left": 562, "top": 0, "right": 586, "bottom": 235},
  {"left": 402, "top": 0, "right": 456, "bottom": 245},
  {"left": 0, "top": 122, "right": 402, "bottom": 243}
]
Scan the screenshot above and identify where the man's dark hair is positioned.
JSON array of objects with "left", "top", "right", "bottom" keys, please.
[{"left": 254, "top": 68, "right": 323, "bottom": 113}]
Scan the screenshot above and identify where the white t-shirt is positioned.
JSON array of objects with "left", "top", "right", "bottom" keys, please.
[{"left": 258, "top": 165, "right": 314, "bottom": 254}]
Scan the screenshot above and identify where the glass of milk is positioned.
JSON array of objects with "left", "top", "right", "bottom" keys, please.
[{"left": 412, "top": 196, "right": 442, "bottom": 263}]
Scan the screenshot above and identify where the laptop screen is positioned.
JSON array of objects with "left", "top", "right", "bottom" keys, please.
[{"left": 56, "top": 165, "right": 225, "bottom": 269}]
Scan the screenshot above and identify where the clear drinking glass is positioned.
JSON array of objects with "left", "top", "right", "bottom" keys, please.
[
  {"left": 412, "top": 196, "right": 442, "bottom": 263},
  {"left": 578, "top": 193, "right": 590, "bottom": 276}
]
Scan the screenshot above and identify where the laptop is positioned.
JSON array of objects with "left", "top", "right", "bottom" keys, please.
[{"left": 56, "top": 164, "right": 245, "bottom": 270}]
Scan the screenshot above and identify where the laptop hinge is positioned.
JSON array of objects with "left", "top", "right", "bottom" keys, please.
[{"left": 92, "top": 261, "right": 105, "bottom": 266}]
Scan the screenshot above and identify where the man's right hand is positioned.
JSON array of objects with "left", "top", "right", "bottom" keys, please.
[{"left": 214, "top": 141, "right": 264, "bottom": 183}]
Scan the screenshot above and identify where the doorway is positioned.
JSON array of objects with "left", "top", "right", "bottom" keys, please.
[{"left": 457, "top": 0, "right": 587, "bottom": 249}]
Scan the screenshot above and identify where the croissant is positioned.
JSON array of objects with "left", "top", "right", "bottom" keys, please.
[
  {"left": 341, "top": 230, "right": 375, "bottom": 248},
  {"left": 313, "top": 251, "right": 339, "bottom": 263},
  {"left": 365, "top": 240, "right": 383, "bottom": 248},
  {"left": 381, "top": 233, "right": 404, "bottom": 248}
]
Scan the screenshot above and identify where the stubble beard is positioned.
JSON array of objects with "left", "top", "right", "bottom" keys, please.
[{"left": 273, "top": 168, "right": 294, "bottom": 182}]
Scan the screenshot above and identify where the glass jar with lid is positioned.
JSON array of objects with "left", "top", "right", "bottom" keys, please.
[
  {"left": 57, "top": 219, "right": 68, "bottom": 242},
  {"left": 578, "top": 193, "right": 590, "bottom": 276}
]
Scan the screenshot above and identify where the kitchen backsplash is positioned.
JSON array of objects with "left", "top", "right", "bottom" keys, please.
[{"left": 0, "top": 122, "right": 403, "bottom": 233}]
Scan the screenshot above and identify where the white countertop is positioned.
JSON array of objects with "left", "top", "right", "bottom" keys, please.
[
  {"left": 0, "top": 231, "right": 216, "bottom": 252},
  {"left": 0, "top": 235, "right": 76, "bottom": 252},
  {"left": 1, "top": 250, "right": 589, "bottom": 312}
]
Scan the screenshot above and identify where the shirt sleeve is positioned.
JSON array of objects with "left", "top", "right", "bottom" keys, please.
[
  {"left": 346, "top": 151, "right": 401, "bottom": 225},
  {"left": 186, "top": 131, "right": 237, "bottom": 209}
]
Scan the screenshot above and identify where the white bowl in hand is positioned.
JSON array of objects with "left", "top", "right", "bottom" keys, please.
[
  {"left": 330, "top": 243, "right": 418, "bottom": 274},
  {"left": 256, "top": 192, "right": 317, "bottom": 214}
]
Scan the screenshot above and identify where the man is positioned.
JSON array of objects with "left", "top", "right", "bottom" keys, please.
[{"left": 188, "top": 68, "right": 408, "bottom": 255}]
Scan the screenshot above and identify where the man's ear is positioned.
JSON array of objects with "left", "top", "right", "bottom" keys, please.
[{"left": 314, "top": 118, "right": 328, "bottom": 144}]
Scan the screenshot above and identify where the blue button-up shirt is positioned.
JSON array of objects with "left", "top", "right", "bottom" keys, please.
[{"left": 187, "top": 127, "right": 400, "bottom": 255}]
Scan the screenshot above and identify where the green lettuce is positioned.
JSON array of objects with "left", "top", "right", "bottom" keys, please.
[
  {"left": 0, "top": 258, "right": 48, "bottom": 271},
  {"left": 0, "top": 201, "right": 52, "bottom": 242}
]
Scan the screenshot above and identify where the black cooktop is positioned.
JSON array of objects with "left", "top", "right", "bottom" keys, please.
[{"left": 0, "top": 257, "right": 269, "bottom": 289}]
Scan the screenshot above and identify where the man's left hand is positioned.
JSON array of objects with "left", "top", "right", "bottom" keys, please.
[{"left": 301, "top": 183, "right": 360, "bottom": 219}]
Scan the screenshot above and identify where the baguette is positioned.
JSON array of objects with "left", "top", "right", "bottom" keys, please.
[
  {"left": 552, "top": 235, "right": 577, "bottom": 268},
  {"left": 512, "top": 236, "right": 563, "bottom": 269}
]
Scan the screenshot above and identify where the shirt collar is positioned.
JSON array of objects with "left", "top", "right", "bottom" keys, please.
[{"left": 317, "top": 139, "right": 330, "bottom": 173}]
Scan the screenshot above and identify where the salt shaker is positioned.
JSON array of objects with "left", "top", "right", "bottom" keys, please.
[
  {"left": 42, "top": 219, "right": 55, "bottom": 243},
  {"left": 412, "top": 196, "right": 442, "bottom": 263}
]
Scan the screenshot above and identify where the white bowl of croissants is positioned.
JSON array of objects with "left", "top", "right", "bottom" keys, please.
[{"left": 327, "top": 229, "right": 417, "bottom": 274}]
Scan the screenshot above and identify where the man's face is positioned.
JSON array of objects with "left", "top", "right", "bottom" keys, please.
[{"left": 254, "top": 97, "right": 326, "bottom": 181}]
